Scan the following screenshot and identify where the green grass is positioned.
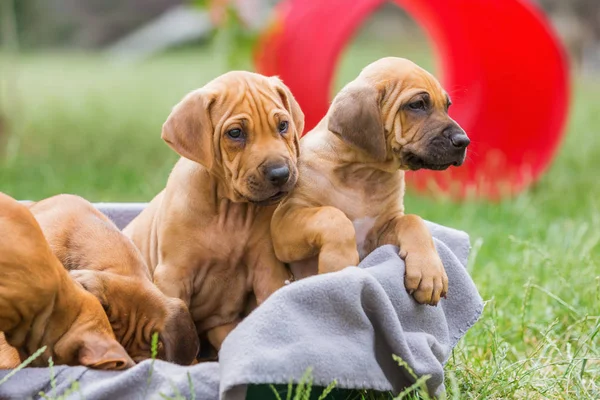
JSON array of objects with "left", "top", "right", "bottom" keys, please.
[{"left": 0, "top": 37, "right": 599, "bottom": 399}]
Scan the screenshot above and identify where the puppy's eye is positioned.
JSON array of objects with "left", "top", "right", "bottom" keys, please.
[
  {"left": 408, "top": 100, "right": 426, "bottom": 110},
  {"left": 227, "top": 128, "right": 243, "bottom": 139},
  {"left": 278, "top": 121, "right": 289, "bottom": 134}
]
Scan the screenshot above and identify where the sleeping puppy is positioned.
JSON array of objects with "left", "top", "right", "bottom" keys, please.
[
  {"left": 123, "top": 71, "right": 303, "bottom": 353},
  {"left": 29, "top": 194, "right": 199, "bottom": 365},
  {"left": 271, "top": 57, "right": 470, "bottom": 305},
  {"left": 0, "top": 192, "right": 133, "bottom": 369}
]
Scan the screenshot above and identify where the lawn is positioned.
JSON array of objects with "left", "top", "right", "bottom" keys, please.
[{"left": 0, "top": 37, "right": 598, "bottom": 399}]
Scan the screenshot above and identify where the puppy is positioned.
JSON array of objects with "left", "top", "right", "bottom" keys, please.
[
  {"left": 123, "top": 71, "right": 304, "bottom": 352},
  {"left": 29, "top": 194, "right": 199, "bottom": 365},
  {"left": 0, "top": 192, "right": 134, "bottom": 369},
  {"left": 271, "top": 58, "right": 470, "bottom": 305}
]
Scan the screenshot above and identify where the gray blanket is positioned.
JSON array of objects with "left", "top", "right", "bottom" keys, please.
[{"left": 0, "top": 203, "right": 483, "bottom": 400}]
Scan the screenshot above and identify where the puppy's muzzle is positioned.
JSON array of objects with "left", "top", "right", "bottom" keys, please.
[
  {"left": 449, "top": 130, "right": 470, "bottom": 150},
  {"left": 444, "top": 125, "right": 470, "bottom": 166},
  {"left": 447, "top": 125, "right": 469, "bottom": 164},
  {"left": 242, "top": 161, "right": 297, "bottom": 206},
  {"left": 255, "top": 162, "right": 293, "bottom": 204},
  {"left": 264, "top": 164, "right": 291, "bottom": 187},
  {"left": 402, "top": 124, "right": 470, "bottom": 171}
]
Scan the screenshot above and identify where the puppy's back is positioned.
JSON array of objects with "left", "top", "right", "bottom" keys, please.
[
  {"left": 0, "top": 193, "right": 65, "bottom": 340},
  {"left": 30, "top": 194, "right": 150, "bottom": 278},
  {"left": 0, "top": 193, "right": 61, "bottom": 298}
]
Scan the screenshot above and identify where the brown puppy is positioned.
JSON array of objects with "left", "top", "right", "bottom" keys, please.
[
  {"left": 123, "top": 71, "right": 303, "bottom": 352},
  {"left": 0, "top": 192, "right": 134, "bottom": 369},
  {"left": 29, "top": 194, "right": 199, "bottom": 365},
  {"left": 271, "top": 58, "right": 470, "bottom": 305}
]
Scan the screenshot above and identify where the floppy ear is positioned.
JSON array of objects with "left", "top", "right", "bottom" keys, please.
[
  {"left": 160, "top": 298, "right": 199, "bottom": 365},
  {"left": 328, "top": 81, "right": 387, "bottom": 161},
  {"left": 70, "top": 270, "right": 108, "bottom": 308},
  {"left": 271, "top": 77, "right": 304, "bottom": 157},
  {"left": 161, "top": 89, "right": 216, "bottom": 169},
  {"left": 78, "top": 336, "right": 133, "bottom": 370}
]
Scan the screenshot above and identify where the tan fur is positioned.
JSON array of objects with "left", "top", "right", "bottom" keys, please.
[
  {"left": 123, "top": 71, "right": 303, "bottom": 353},
  {"left": 271, "top": 58, "right": 470, "bottom": 306},
  {"left": 0, "top": 192, "right": 133, "bottom": 369},
  {"left": 0, "top": 333, "right": 20, "bottom": 369},
  {"left": 29, "top": 194, "right": 199, "bottom": 365}
]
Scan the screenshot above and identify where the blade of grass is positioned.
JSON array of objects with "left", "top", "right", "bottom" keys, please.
[{"left": 0, "top": 345, "right": 46, "bottom": 386}]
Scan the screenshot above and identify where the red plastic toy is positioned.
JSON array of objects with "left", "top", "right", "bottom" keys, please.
[{"left": 255, "top": 0, "right": 570, "bottom": 199}]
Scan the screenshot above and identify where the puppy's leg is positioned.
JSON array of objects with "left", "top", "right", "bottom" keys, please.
[
  {"left": 247, "top": 241, "right": 290, "bottom": 305},
  {"left": 206, "top": 321, "right": 239, "bottom": 351},
  {"left": 272, "top": 205, "right": 359, "bottom": 275},
  {"left": 153, "top": 262, "right": 195, "bottom": 307},
  {"left": 377, "top": 214, "right": 447, "bottom": 305}
]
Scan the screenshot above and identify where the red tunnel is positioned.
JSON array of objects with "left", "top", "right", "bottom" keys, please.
[{"left": 255, "top": 0, "right": 571, "bottom": 200}]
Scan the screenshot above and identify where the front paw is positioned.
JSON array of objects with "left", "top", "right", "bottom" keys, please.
[{"left": 400, "top": 248, "right": 448, "bottom": 305}]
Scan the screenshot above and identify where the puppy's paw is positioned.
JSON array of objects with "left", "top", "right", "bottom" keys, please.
[{"left": 401, "top": 248, "right": 448, "bottom": 306}]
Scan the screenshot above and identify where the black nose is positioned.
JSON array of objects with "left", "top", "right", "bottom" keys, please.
[
  {"left": 450, "top": 133, "right": 470, "bottom": 149},
  {"left": 265, "top": 165, "right": 290, "bottom": 186}
]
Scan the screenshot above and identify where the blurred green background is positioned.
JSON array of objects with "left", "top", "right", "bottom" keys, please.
[{"left": 0, "top": 1, "right": 599, "bottom": 399}]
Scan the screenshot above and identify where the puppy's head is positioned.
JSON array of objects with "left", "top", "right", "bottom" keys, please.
[
  {"left": 328, "top": 57, "right": 469, "bottom": 170},
  {"left": 71, "top": 270, "right": 199, "bottom": 365},
  {"left": 162, "top": 71, "right": 304, "bottom": 205},
  {"left": 53, "top": 286, "right": 134, "bottom": 370}
]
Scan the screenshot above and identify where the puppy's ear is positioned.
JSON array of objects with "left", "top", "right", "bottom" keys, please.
[
  {"left": 161, "top": 89, "right": 216, "bottom": 169},
  {"left": 70, "top": 270, "right": 108, "bottom": 308},
  {"left": 328, "top": 82, "right": 387, "bottom": 161},
  {"left": 78, "top": 334, "right": 133, "bottom": 370},
  {"left": 271, "top": 77, "right": 304, "bottom": 157},
  {"left": 160, "top": 298, "right": 199, "bottom": 365}
]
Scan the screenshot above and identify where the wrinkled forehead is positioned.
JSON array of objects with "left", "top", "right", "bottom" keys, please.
[
  {"left": 207, "top": 73, "right": 284, "bottom": 115},
  {"left": 400, "top": 70, "right": 449, "bottom": 106},
  {"left": 359, "top": 59, "right": 449, "bottom": 103},
  {"left": 407, "top": 69, "right": 444, "bottom": 94}
]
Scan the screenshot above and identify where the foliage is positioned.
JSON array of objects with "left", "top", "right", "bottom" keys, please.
[{"left": 191, "top": 0, "right": 260, "bottom": 70}]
